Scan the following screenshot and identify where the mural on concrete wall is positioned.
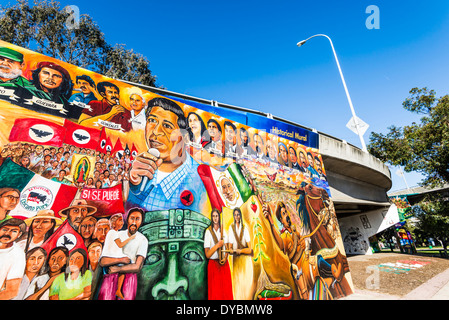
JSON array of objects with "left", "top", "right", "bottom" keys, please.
[
  {"left": 390, "top": 196, "right": 413, "bottom": 221},
  {"left": 0, "top": 40, "right": 353, "bottom": 300}
]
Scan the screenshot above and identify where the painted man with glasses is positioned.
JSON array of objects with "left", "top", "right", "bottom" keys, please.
[{"left": 0, "top": 188, "right": 20, "bottom": 224}]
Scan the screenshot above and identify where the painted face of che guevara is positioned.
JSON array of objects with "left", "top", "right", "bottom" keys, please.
[{"left": 39, "top": 67, "right": 63, "bottom": 92}]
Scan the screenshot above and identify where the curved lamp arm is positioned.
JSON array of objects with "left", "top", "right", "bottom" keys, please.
[{"left": 297, "top": 34, "right": 368, "bottom": 152}]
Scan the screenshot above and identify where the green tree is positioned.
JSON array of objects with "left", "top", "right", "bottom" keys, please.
[
  {"left": 369, "top": 87, "right": 449, "bottom": 188},
  {"left": 0, "top": 0, "right": 157, "bottom": 87},
  {"left": 412, "top": 194, "right": 449, "bottom": 254},
  {"left": 369, "top": 88, "right": 449, "bottom": 252}
]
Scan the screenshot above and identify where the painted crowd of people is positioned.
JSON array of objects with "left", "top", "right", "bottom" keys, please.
[
  {"left": 0, "top": 188, "right": 148, "bottom": 301},
  {"left": 186, "top": 110, "right": 328, "bottom": 183},
  {"left": 1, "top": 142, "right": 131, "bottom": 189}
]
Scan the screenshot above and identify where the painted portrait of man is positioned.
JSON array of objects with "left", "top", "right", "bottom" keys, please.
[
  {"left": 0, "top": 47, "right": 31, "bottom": 94},
  {"left": 24, "top": 61, "right": 76, "bottom": 119},
  {"left": 127, "top": 97, "right": 208, "bottom": 213},
  {"left": 78, "top": 81, "right": 132, "bottom": 132}
]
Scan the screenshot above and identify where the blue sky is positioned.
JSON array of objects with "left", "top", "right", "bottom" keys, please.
[{"left": 53, "top": 0, "right": 449, "bottom": 191}]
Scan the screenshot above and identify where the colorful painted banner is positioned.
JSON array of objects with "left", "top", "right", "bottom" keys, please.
[
  {"left": 0, "top": 40, "right": 352, "bottom": 301},
  {"left": 246, "top": 113, "right": 319, "bottom": 149}
]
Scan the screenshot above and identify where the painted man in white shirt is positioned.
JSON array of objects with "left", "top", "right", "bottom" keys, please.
[
  {"left": 0, "top": 218, "right": 26, "bottom": 300},
  {"left": 98, "top": 208, "right": 148, "bottom": 300},
  {"left": 128, "top": 93, "right": 147, "bottom": 131}
]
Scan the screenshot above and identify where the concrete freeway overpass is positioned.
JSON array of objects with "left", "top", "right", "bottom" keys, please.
[
  {"left": 389, "top": 184, "right": 449, "bottom": 205},
  {"left": 319, "top": 133, "right": 391, "bottom": 218}
]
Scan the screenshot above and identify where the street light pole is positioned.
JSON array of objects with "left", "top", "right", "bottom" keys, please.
[{"left": 297, "top": 34, "right": 368, "bottom": 152}]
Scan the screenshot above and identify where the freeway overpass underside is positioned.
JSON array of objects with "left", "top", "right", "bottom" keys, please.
[{"left": 319, "top": 134, "right": 392, "bottom": 219}]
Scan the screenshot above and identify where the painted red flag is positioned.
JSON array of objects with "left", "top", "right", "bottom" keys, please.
[
  {"left": 63, "top": 120, "right": 101, "bottom": 150},
  {"left": 97, "top": 128, "right": 107, "bottom": 153},
  {"left": 112, "top": 138, "right": 124, "bottom": 159},
  {"left": 41, "top": 220, "right": 87, "bottom": 255},
  {"left": 96, "top": 128, "right": 114, "bottom": 153},
  {"left": 104, "top": 136, "right": 113, "bottom": 154},
  {"left": 9, "top": 118, "right": 66, "bottom": 147},
  {"left": 130, "top": 144, "right": 139, "bottom": 160}
]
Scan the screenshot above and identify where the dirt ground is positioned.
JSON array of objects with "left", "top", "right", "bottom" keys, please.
[{"left": 346, "top": 252, "right": 449, "bottom": 297}]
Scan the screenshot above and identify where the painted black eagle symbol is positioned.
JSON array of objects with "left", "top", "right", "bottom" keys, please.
[
  {"left": 182, "top": 192, "right": 192, "bottom": 204},
  {"left": 30, "top": 128, "right": 52, "bottom": 139},
  {"left": 61, "top": 235, "right": 75, "bottom": 248},
  {"left": 74, "top": 132, "right": 89, "bottom": 142}
]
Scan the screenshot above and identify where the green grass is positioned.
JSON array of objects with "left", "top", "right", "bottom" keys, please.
[{"left": 378, "top": 246, "right": 448, "bottom": 258}]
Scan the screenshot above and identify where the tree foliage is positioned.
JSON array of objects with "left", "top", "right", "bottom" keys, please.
[
  {"left": 368, "top": 87, "right": 449, "bottom": 187},
  {"left": 413, "top": 194, "right": 449, "bottom": 250},
  {"left": 100, "top": 44, "right": 157, "bottom": 87},
  {"left": 0, "top": 0, "right": 157, "bottom": 87}
]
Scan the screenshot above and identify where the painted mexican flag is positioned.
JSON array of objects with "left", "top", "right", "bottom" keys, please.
[
  {"left": 0, "top": 158, "right": 79, "bottom": 219},
  {"left": 198, "top": 162, "right": 253, "bottom": 211}
]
